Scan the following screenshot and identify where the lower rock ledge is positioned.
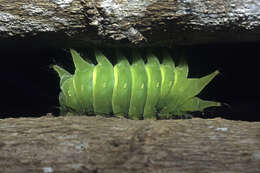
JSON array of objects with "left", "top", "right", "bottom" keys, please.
[{"left": 0, "top": 116, "right": 259, "bottom": 173}]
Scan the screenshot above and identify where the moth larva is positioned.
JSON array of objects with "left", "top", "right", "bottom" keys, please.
[{"left": 54, "top": 49, "right": 220, "bottom": 119}]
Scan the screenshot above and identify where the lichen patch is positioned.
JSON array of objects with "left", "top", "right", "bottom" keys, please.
[{"left": 51, "top": 0, "right": 74, "bottom": 8}]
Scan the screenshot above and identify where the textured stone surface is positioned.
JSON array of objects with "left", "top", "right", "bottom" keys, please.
[
  {"left": 0, "top": 0, "right": 260, "bottom": 47},
  {"left": 0, "top": 116, "right": 260, "bottom": 173}
]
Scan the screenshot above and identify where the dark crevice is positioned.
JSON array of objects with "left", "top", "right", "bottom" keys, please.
[{"left": 0, "top": 40, "right": 259, "bottom": 121}]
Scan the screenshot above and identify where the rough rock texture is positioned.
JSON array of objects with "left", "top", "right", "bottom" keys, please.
[
  {"left": 0, "top": 116, "right": 260, "bottom": 173},
  {"left": 1, "top": 0, "right": 260, "bottom": 47}
]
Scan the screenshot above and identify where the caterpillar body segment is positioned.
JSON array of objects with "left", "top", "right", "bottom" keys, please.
[
  {"left": 71, "top": 49, "right": 95, "bottom": 113},
  {"left": 61, "top": 77, "right": 79, "bottom": 111},
  {"left": 159, "top": 64, "right": 191, "bottom": 115},
  {"left": 157, "top": 51, "right": 175, "bottom": 112},
  {"left": 112, "top": 51, "right": 132, "bottom": 117},
  {"left": 143, "top": 52, "right": 161, "bottom": 119},
  {"left": 128, "top": 50, "right": 148, "bottom": 119},
  {"left": 53, "top": 65, "right": 79, "bottom": 111},
  {"left": 93, "top": 50, "right": 114, "bottom": 115},
  {"left": 54, "top": 49, "right": 220, "bottom": 119}
]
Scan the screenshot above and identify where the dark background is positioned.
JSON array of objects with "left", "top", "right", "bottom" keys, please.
[{"left": 0, "top": 40, "right": 259, "bottom": 121}]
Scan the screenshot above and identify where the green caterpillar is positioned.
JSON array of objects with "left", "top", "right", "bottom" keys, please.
[{"left": 53, "top": 49, "right": 220, "bottom": 119}]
